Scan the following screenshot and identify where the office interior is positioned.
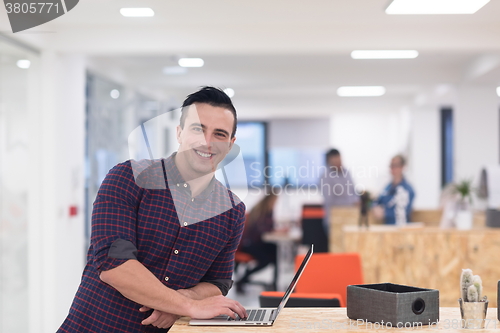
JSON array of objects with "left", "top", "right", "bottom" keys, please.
[{"left": 1, "top": 1, "right": 500, "bottom": 332}]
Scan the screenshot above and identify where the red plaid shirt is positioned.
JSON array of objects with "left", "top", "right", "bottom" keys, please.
[{"left": 58, "top": 155, "right": 245, "bottom": 332}]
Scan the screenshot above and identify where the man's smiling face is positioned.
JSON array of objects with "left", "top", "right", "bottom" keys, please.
[{"left": 175, "top": 103, "right": 236, "bottom": 180}]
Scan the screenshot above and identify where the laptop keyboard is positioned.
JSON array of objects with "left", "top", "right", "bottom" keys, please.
[{"left": 227, "top": 309, "right": 266, "bottom": 321}]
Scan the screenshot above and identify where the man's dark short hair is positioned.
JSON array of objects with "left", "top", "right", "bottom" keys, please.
[
  {"left": 325, "top": 148, "right": 340, "bottom": 165},
  {"left": 180, "top": 86, "right": 237, "bottom": 138},
  {"left": 326, "top": 148, "right": 340, "bottom": 158}
]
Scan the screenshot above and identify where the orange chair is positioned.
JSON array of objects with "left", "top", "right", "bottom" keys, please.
[
  {"left": 302, "top": 205, "right": 325, "bottom": 219},
  {"left": 259, "top": 252, "right": 363, "bottom": 307}
]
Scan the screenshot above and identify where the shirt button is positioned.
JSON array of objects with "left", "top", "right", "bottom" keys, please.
[
  {"left": 164, "top": 276, "right": 169, "bottom": 282},
  {"left": 176, "top": 183, "right": 180, "bottom": 187},
  {"left": 183, "top": 183, "right": 188, "bottom": 188},
  {"left": 174, "top": 249, "right": 179, "bottom": 255},
  {"left": 183, "top": 221, "right": 188, "bottom": 226},
  {"left": 191, "top": 198, "right": 195, "bottom": 202}
]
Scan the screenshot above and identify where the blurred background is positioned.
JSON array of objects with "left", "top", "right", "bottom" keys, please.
[{"left": 1, "top": 0, "right": 500, "bottom": 332}]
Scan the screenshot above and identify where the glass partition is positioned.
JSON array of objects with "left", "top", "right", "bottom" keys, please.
[
  {"left": 0, "top": 35, "right": 39, "bottom": 333},
  {"left": 85, "top": 73, "right": 165, "bottom": 240}
]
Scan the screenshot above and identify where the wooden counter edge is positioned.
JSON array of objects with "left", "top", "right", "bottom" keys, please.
[{"left": 170, "top": 307, "right": 499, "bottom": 331}]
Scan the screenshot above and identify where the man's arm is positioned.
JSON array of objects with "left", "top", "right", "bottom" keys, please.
[
  {"left": 100, "top": 259, "right": 246, "bottom": 319},
  {"left": 178, "top": 282, "right": 222, "bottom": 300},
  {"left": 137, "top": 282, "right": 224, "bottom": 328}
]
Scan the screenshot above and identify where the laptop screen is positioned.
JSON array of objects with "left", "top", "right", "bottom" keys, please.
[{"left": 274, "top": 244, "right": 314, "bottom": 316}]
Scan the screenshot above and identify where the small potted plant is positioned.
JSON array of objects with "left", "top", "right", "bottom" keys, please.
[
  {"left": 459, "top": 269, "right": 488, "bottom": 329},
  {"left": 454, "top": 179, "right": 474, "bottom": 230}
]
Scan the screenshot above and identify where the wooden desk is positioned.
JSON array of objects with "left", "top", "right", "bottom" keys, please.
[
  {"left": 328, "top": 207, "right": 380, "bottom": 252},
  {"left": 170, "top": 307, "right": 499, "bottom": 332},
  {"left": 329, "top": 209, "right": 486, "bottom": 252}
]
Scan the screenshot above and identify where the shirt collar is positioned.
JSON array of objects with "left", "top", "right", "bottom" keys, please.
[{"left": 163, "top": 152, "right": 217, "bottom": 199}]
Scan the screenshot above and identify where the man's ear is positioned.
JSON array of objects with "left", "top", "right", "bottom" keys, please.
[
  {"left": 176, "top": 125, "right": 182, "bottom": 144},
  {"left": 228, "top": 136, "right": 236, "bottom": 150}
]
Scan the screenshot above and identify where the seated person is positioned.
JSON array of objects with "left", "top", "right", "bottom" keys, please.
[
  {"left": 373, "top": 155, "right": 415, "bottom": 225},
  {"left": 236, "top": 192, "right": 278, "bottom": 292}
]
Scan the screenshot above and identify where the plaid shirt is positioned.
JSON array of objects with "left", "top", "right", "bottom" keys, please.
[{"left": 58, "top": 155, "right": 245, "bottom": 332}]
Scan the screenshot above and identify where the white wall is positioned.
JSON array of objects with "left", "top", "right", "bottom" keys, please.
[
  {"left": 402, "top": 84, "right": 500, "bottom": 210},
  {"left": 30, "top": 52, "right": 86, "bottom": 333},
  {"left": 410, "top": 105, "right": 441, "bottom": 209},
  {"left": 268, "top": 119, "right": 330, "bottom": 149},
  {"left": 329, "top": 106, "right": 411, "bottom": 196},
  {"left": 455, "top": 85, "right": 500, "bottom": 183}
]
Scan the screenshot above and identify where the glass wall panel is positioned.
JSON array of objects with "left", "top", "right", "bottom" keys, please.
[
  {"left": 0, "top": 36, "right": 39, "bottom": 333},
  {"left": 85, "top": 73, "right": 163, "bottom": 240}
]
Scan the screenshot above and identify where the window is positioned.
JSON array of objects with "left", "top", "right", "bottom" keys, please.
[
  {"left": 268, "top": 148, "right": 325, "bottom": 186},
  {"left": 441, "top": 107, "right": 454, "bottom": 187},
  {"left": 225, "top": 122, "right": 267, "bottom": 188}
]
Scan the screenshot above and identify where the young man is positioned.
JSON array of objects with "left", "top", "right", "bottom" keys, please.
[
  {"left": 58, "top": 87, "right": 247, "bottom": 332},
  {"left": 320, "top": 149, "right": 359, "bottom": 233}
]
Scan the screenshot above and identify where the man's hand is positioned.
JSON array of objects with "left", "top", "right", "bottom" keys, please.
[
  {"left": 188, "top": 295, "right": 247, "bottom": 320},
  {"left": 139, "top": 306, "right": 180, "bottom": 329}
]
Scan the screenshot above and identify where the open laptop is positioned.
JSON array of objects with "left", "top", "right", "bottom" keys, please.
[{"left": 189, "top": 244, "right": 314, "bottom": 326}]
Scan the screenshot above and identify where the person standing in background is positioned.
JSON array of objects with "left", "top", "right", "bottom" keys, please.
[
  {"left": 373, "top": 154, "right": 415, "bottom": 225},
  {"left": 320, "top": 149, "right": 360, "bottom": 234}
]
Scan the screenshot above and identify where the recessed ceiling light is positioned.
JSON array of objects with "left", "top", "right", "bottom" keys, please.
[
  {"left": 351, "top": 50, "right": 419, "bottom": 59},
  {"left": 386, "top": 0, "right": 490, "bottom": 14},
  {"left": 110, "top": 89, "right": 120, "bottom": 99},
  {"left": 16, "top": 59, "right": 30, "bottom": 69},
  {"left": 337, "top": 86, "right": 386, "bottom": 97},
  {"left": 497, "top": 87, "right": 500, "bottom": 97},
  {"left": 224, "top": 88, "right": 235, "bottom": 98},
  {"left": 163, "top": 66, "right": 188, "bottom": 75},
  {"left": 178, "top": 58, "right": 204, "bottom": 68},
  {"left": 120, "top": 8, "right": 154, "bottom": 17}
]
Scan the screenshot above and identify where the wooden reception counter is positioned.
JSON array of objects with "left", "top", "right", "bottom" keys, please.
[{"left": 343, "top": 225, "right": 500, "bottom": 307}]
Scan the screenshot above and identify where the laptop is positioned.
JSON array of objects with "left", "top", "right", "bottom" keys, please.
[{"left": 189, "top": 244, "right": 314, "bottom": 326}]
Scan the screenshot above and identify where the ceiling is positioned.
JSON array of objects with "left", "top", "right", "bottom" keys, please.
[{"left": 2, "top": 0, "right": 500, "bottom": 118}]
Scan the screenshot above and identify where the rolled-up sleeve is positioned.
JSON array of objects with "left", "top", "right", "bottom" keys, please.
[
  {"left": 202, "top": 278, "right": 234, "bottom": 296},
  {"left": 200, "top": 203, "right": 246, "bottom": 295},
  {"left": 90, "top": 162, "right": 143, "bottom": 273}
]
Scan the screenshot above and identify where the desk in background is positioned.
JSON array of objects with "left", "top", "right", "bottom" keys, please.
[
  {"left": 170, "top": 307, "right": 499, "bottom": 332},
  {"left": 262, "top": 230, "right": 301, "bottom": 291},
  {"left": 328, "top": 207, "right": 486, "bottom": 253}
]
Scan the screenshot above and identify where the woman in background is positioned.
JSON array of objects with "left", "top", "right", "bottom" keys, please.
[
  {"left": 236, "top": 191, "right": 278, "bottom": 293},
  {"left": 373, "top": 154, "right": 415, "bottom": 225}
]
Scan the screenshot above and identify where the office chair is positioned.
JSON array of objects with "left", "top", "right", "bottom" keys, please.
[
  {"left": 259, "top": 252, "right": 363, "bottom": 307},
  {"left": 301, "top": 204, "right": 329, "bottom": 253}
]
